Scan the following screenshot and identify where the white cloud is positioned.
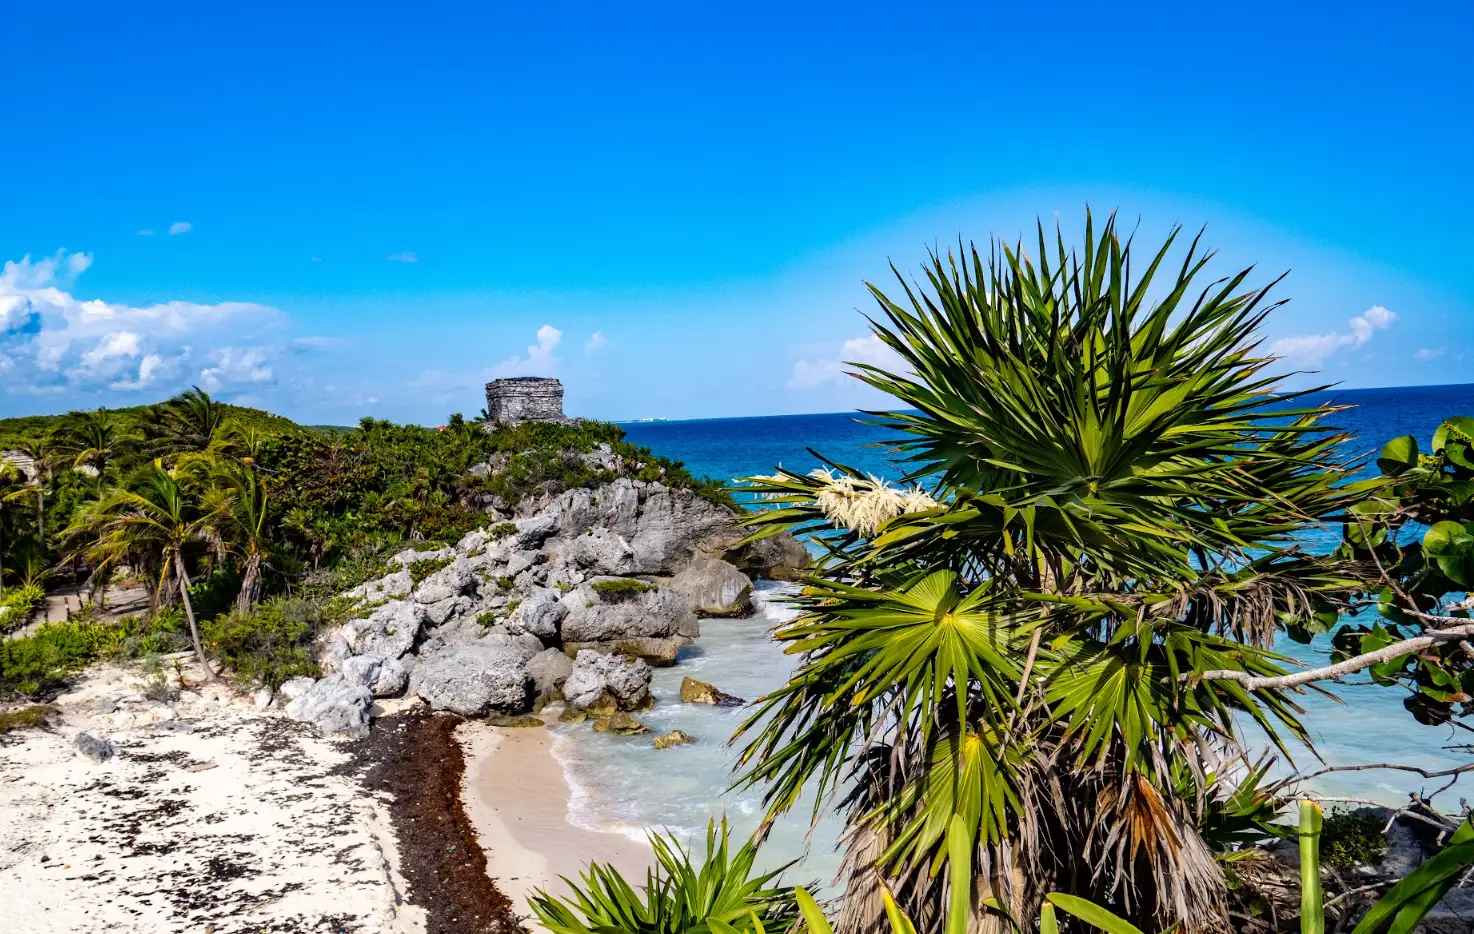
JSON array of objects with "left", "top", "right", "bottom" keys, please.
[
  {"left": 198, "top": 347, "right": 274, "bottom": 392},
  {"left": 1268, "top": 305, "right": 1398, "bottom": 367},
  {"left": 584, "top": 330, "right": 607, "bottom": 353},
  {"left": 1416, "top": 347, "right": 1446, "bottom": 362},
  {"left": 0, "top": 249, "right": 283, "bottom": 398},
  {"left": 387, "top": 251, "right": 418, "bottom": 264},
  {"left": 137, "top": 229, "right": 156, "bottom": 237},
  {"left": 168, "top": 221, "right": 192, "bottom": 236},
  {"left": 790, "top": 333, "right": 906, "bottom": 389},
  {"left": 489, "top": 324, "right": 562, "bottom": 378}
]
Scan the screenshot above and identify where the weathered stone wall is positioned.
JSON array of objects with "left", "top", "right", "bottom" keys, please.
[{"left": 485, "top": 377, "right": 565, "bottom": 424}]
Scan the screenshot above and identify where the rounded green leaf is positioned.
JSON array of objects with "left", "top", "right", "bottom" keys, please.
[
  {"left": 1377, "top": 434, "right": 1419, "bottom": 475},
  {"left": 1423, "top": 521, "right": 1472, "bottom": 557}
]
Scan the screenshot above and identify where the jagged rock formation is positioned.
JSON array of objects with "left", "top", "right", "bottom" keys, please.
[
  {"left": 284, "top": 474, "right": 808, "bottom": 734},
  {"left": 485, "top": 376, "right": 568, "bottom": 424}
]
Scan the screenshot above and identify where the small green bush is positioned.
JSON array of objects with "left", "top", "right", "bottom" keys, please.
[
  {"left": 202, "top": 597, "right": 321, "bottom": 689},
  {"left": 0, "top": 584, "right": 45, "bottom": 632},
  {"left": 505, "top": 599, "right": 521, "bottom": 615},
  {"left": 591, "top": 578, "right": 654, "bottom": 600},
  {"left": 408, "top": 556, "right": 453, "bottom": 584},
  {"left": 487, "top": 522, "right": 519, "bottom": 540},
  {"left": 0, "top": 704, "right": 58, "bottom": 734},
  {"left": 120, "top": 608, "right": 192, "bottom": 657},
  {"left": 476, "top": 610, "right": 499, "bottom": 627},
  {"left": 0, "top": 620, "right": 130, "bottom": 696},
  {"left": 1322, "top": 809, "right": 1388, "bottom": 867}
]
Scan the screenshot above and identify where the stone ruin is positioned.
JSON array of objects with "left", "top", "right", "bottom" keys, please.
[{"left": 484, "top": 376, "right": 569, "bottom": 425}]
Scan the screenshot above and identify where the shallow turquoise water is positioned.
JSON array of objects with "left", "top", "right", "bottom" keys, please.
[{"left": 555, "top": 388, "right": 1474, "bottom": 881}]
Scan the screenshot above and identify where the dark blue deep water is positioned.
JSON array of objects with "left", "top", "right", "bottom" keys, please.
[{"left": 620, "top": 384, "right": 1474, "bottom": 803}]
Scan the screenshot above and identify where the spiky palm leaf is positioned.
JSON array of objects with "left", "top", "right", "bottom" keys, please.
[{"left": 733, "top": 211, "right": 1372, "bottom": 933}]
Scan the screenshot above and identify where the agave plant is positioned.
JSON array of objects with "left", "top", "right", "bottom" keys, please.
[
  {"left": 734, "top": 212, "right": 1371, "bottom": 932},
  {"left": 529, "top": 819, "right": 797, "bottom": 934}
]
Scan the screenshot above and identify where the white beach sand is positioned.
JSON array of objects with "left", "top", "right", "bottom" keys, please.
[
  {"left": 0, "top": 660, "right": 425, "bottom": 934},
  {"left": 460, "top": 720, "right": 653, "bottom": 922}
]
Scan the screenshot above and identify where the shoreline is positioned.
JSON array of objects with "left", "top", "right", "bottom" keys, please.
[{"left": 460, "top": 719, "right": 653, "bottom": 919}]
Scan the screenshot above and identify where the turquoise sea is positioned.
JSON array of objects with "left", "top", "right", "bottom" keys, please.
[{"left": 550, "top": 385, "right": 1474, "bottom": 886}]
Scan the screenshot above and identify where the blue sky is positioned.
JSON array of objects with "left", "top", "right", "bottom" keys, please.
[{"left": 2, "top": 0, "right": 1470, "bottom": 424}]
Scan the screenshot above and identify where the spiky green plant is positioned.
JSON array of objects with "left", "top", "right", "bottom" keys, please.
[
  {"left": 735, "top": 212, "right": 1370, "bottom": 932},
  {"left": 528, "top": 819, "right": 796, "bottom": 934}
]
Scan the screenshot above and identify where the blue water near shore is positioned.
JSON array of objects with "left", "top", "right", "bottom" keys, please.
[{"left": 551, "top": 385, "right": 1474, "bottom": 886}]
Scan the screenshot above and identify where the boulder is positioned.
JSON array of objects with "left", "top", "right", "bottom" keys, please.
[
  {"left": 278, "top": 676, "right": 317, "bottom": 701},
  {"left": 74, "top": 732, "right": 117, "bottom": 763},
  {"left": 592, "top": 711, "right": 648, "bottom": 735},
  {"left": 341, "top": 599, "right": 423, "bottom": 662},
  {"left": 342, "top": 567, "right": 414, "bottom": 603},
  {"left": 559, "top": 582, "right": 698, "bottom": 655},
  {"left": 340, "top": 655, "right": 382, "bottom": 689},
  {"left": 487, "top": 713, "right": 545, "bottom": 728},
  {"left": 423, "top": 594, "right": 473, "bottom": 626},
  {"left": 680, "top": 676, "right": 745, "bottom": 707},
  {"left": 562, "top": 650, "right": 652, "bottom": 711},
  {"left": 653, "top": 730, "right": 695, "bottom": 749},
  {"left": 391, "top": 546, "right": 454, "bottom": 566},
  {"left": 372, "top": 658, "right": 409, "bottom": 697},
  {"left": 567, "top": 528, "right": 636, "bottom": 575},
  {"left": 285, "top": 675, "right": 373, "bottom": 735},
  {"left": 565, "top": 636, "right": 690, "bottom": 666},
  {"left": 414, "top": 556, "right": 475, "bottom": 605},
  {"left": 529, "top": 648, "right": 573, "bottom": 701},
  {"left": 316, "top": 633, "right": 353, "bottom": 674},
  {"left": 410, "top": 642, "right": 534, "bottom": 716},
  {"left": 512, "top": 515, "right": 559, "bottom": 549},
  {"left": 671, "top": 555, "right": 753, "bottom": 617},
  {"left": 724, "top": 532, "right": 810, "bottom": 580},
  {"left": 508, "top": 588, "right": 567, "bottom": 640},
  {"left": 505, "top": 549, "right": 541, "bottom": 580}
]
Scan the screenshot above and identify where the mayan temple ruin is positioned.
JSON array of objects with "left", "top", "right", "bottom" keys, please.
[{"left": 484, "top": 376, "right": 568, "bottom": 424}]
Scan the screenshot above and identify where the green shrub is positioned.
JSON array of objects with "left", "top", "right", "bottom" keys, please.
[
  {"left": 0, "top": 703, "right": 58, "bottom": 734},
  {"left": 505, "top": 599, "right": 521, "bottom": 615},
  {"left": 591, "top": 578, "right": 654, "bottom": 600},
  {"left": 0, "top": 584, "right": 45, "bottom": 632},
  {"left": 0, "top": 620, "right": 130, "bottom": 696},
  {"left": 1322, "top": 809, "right": 1388, "bottom": 867},
  {"left": 487, "top": 522, "right": 519, "bottom": 540},
  {"left": 202, "top": 597, "right": 321, "bottom": 689},
  {"left": 408, "top": 556, "right": 453, "bottom": 584},
  {"left": 476, "top": 610, "right": 499, "bottom": 627}
]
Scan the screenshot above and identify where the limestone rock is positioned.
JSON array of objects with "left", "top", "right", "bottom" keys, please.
[
  {"left": 487, "top": 713, "right": 545, "bottom": 728},
  {"left": 592, "top": 711, "right": 648, "bottom": 735},
  {"left": 414, "top": 556, "right": 475, "bottom": 605},
  {"left": 508, "top": 588, "right": 567, "bottom": 640},
  {"left": 372, "top": 658, "right": 409, "bottom": 697},
  {"left": 564, "top": 636, "right": 690, "bottom": 666},
  {"left": 512, "top": 515, "right": 558, "bottom": 549},
  {"left": 671, "top": 555, "right": 753, "bottom": 617},
  {"left": 680, "top": 676, "right": 745, "bottom": 707},
  {"left": 285, "top": 674, "right": 373, "bottom": 736},
  {"left": 653, "top": 730, "right": 695, "bottom": 749},
  {"left": 562, "top": 650, "right": 652, "bottom": 711},
  {"left": 341, "top": 599, "right": 423, "bottom": 662},
  {"left": 74, "top": 732, "right": 117, "bottom": 763},
  {"left": 410, "top": 642, "right": 534, "bottom": 716},
  {"left": 567, "top": 528, "right": 636, "bottom": 575},
  {"left": 343, "top": 567, "right": 413, "bottom": 603},
  {"left": 529, "top": 647, "right": 574, "bottom": 699},
  {"left": 391, "top": 546, "right": 454, "bottom": 567},
  {"left": 559, "top": 581, "right": 698, "bottom": 648},
  {"left": 316, "top": 633, "right": 353, "bottom": 674},
  {"left": 423, "top": 594, "right": 473, "bottom": 626},
  {"left": 340, "top": 655, "right": 382, "bottom": 689},
  {"left": 278, "top": 676, "right": 317, "bottom": 701}
]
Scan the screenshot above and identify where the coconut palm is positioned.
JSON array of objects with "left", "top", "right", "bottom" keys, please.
[
  {"left": 51, "top": 407, "right": 134, "bottom": 478},
  {"left": 210, "top": 458, "right": 272, "bottom": 610},
  {"left": 0, "top": 460, "right": 28, "bottom": 595},
  {"left": 148, "top": 386, "right": 228, "bottom": 460},
  {"left": 734, "top": 213, "right": 1368, "bottom": 932},
  {"left": 2, "top": 437, "right": 57, "bottom": 551},
  {"left": 66, "top": 461, "right": 230, "bottom": 678}
]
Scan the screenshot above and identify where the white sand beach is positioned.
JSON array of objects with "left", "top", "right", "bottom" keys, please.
[{"left": 460, "top": 720, "right": 653, "bottom": 920}]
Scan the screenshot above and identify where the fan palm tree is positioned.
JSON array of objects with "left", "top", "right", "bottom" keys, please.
[
  {"left": 735, "top": 212, "right": 1368, "bottom": 933},
  {"left": 67, "top": 461, "right": 230, "bottom": 679},
  {"left": 148, "top": 386, "right": 228, "bottom": 460},
  {"left": 210, "top": 458, "right": 272, "bottom": 610},
  {"left": 51, "top": 407, "right": 134, "bottom": 478}
]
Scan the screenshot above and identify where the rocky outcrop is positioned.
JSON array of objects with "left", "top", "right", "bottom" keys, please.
[
  {"left": 562, "top": 650, "right": 652, "bottom": 712},
  {"left": 560, "top": 580, "right": 698, "bottom": 664},
  {"left": 339, "top": 600, "right": 423, "bottom": 663},
  {"left": 592, "top": 712, "right": 648, "bottom": 735},
  {"left": 679, "top": 676, "right": 745, "bottom": 707},
  {"left": 528, "top": 648, "right": 573, "bottom": 704},
  {"left": 409, "top": 642, "right": 534, "bottom": 716},
  {"left": 285, "top": 675, "right": 373, "bottom": 735},
  {"left": 671, "top": 555, "right": 753, "bottom": 617},
  {"left": 653, "top": 730, "right": 695, "bottom": 749}
]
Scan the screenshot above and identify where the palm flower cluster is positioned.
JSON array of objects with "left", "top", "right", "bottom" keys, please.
[{"left": 733, "top": 212, "right": 1368, "bottom": 933}]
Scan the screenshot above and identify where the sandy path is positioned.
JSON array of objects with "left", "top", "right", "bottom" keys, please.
[{"left": 460, "top": 722, "right": 652, "bottom": 921}]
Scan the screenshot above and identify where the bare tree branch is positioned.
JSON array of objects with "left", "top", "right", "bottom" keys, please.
[{"left": 1195, "top": 623, "right": 1474, "bottom": 690}]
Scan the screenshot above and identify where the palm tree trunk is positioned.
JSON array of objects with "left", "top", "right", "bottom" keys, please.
[
  {"left": 173, "top": 549, "right": 215, "bottom": 681},
  {"left": 235, "top": 552, "right": 262, "bottom": 613},
  {"left": 36, "top": 489, "right": 45, "bottom": 551}
]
